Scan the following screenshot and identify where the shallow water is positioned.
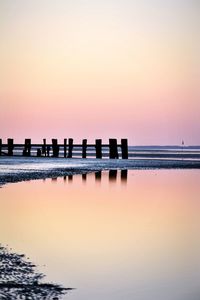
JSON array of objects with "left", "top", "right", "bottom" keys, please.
[{"left": 0, "top": 170, "right": 200, "bottom": 300}]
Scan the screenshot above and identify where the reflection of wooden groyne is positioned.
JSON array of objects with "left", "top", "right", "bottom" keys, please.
[
  {"left": 50, "top": 170, "right": 128, "bottom": 183},
  {"left": 0, "top": 138, "right": 129, "bottom": 159}
]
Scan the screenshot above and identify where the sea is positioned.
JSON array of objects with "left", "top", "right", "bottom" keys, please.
[{"left": 0, "top": 168, "right": 200, "bottom": 299}]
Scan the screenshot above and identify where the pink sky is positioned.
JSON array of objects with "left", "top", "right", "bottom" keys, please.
[{"left": 0, "top": 0, "right": 199, "bottom": 145}]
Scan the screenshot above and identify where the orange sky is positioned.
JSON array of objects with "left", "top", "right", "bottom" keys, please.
[{"left": 0, "top": 0, "right": 199, "bottom": 144}]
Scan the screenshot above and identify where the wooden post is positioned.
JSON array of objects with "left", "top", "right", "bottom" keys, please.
[
  {"left": 68, "top": 138, "right": 73, "bottom": 158},
  {"left": 95, "top": 139, "right": 102, "bottom": 159},
  {"left": 82, "top": 139, "right": 87, "bottom": 158},
  {"left": 121, "top": 139, "right": 128, "bottom": 159},
  {"left": 7, "top": 138, "right": 14, "bottom": 156},
  {"left": 0, "top": 139, "right": 2, "bottom": 156},
  {"left": 52, "top": 139, "right": 59, "bottom": 157},
  {"left": 47, "top": 145, "right": 51, "bottom": 157},
  {"left": 37, "top": 149, "right": 42, "bottom": 157},
  {"left": 23, "top": 139, "right": 31, "bottom": 156},
  {"left": 42, "top": 139, "right": 47, "bottom": 157},
  {"left": 64, "top": 139, "right": 67, "bottom": 158},
  {"left": 109, "top": 139, "right": 118, "bottom": 159}
]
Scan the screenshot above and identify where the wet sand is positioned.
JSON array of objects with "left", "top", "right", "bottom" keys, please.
[
  {"left": 0, "top": 156, "right": 200, "bottom": 186},
  {"left": 0, "top": 245, "right": 72, "bottom": 299}
]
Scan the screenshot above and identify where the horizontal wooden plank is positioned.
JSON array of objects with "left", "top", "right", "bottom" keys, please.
[{"left": 1, "top": 144, "right": 115, "bottom": 147}]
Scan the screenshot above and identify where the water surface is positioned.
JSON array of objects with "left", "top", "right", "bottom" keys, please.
[{"left": 0, "top": 170, "right": 200, "bottom": 300}]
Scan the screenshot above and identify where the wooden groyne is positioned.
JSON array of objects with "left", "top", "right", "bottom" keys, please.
[
  {"left": 0, "top": 138, "right": 129, "bottom": 159},
  {"left": 1, "top": 138, "right": 200, "bottom": 160}
]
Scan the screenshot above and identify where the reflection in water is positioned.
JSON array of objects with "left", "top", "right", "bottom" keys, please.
[
  {"left": 0, "top": 245, "right": 70, "bottom": 299},
  {"left": 95, "top": 171, "right": 102, "bottom": 181},
  {"left": 51, "top": 177, "right": 58, "bottom": 183},
  {"left": 48, "top": 170, "right": 128, "bottom": 185},
  {"left": 68, "top": 175, "right": 73, "bottom": 182},
  {"left": 82, "top": 174, "right": 87, "bottom": 181},
  {"left": 1, "top": 170, "right": 199, "bottom": 300},
  {"left": 121, "top": 169, "right": 128, "bottom": 183},
  {"left": 109, "top": 170, "right": 117, "bottom": 182}
]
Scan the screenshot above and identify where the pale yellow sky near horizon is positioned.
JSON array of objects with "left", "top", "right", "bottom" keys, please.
[{"left": 0, "top": 0, "right": 199, "bottom": 144}]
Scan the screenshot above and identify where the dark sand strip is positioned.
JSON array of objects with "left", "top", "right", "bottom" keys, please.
[
  {"left": 1, "top": 156, "right": 200, "bottom": 186},
  {"left": 0, "top": 245, "right": 72, "bottom": 299}
]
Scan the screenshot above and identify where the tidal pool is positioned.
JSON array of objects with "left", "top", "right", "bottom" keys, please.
[{"left": 0, "top": 170, "right": 200, "bottom": 300}]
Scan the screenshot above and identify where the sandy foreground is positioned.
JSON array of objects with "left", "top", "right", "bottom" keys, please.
[{"left": 0, "top": 245, "right": 73, "bottom": 299}]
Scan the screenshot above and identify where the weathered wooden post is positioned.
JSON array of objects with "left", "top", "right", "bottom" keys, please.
[
  {"left": 7, "top": 138, "right": 14, "bottom": 156},
  {"left": 109, "top": 170, "right": 117, "bottom": 181},
  {"left": 109, "top": 139, "right": 119, "bottom": 159},
  {"left": 64, "top": 139, "right": 67, "bottom": 158},
  {"left": 0, "top": 139, "right": 2, "bottom": 156},
  {"left": 68, "top": 138, "right": 73, "bottom": 158},
  {"left": 121, "top": 139, "right": 128, "bottom": 159},
  {"left": 37, "top": 149, "right": 41, "bottom": 157},
  {"left": 23, "top": 139, "right": 31, "bottom": 156},
  {"left": 42, "top": 139, "right": 47, "bottom": 157},
  {"left": 95, "top": 139, "right": 102, "bottom": 159},
  {"left": 52, "top": 139, "right": 59, "bottom": 157},
  {"left": 47, "top": 145, "right": 51, "bottom": 157},
  {"left": 82, "top": 139, "right": 87, "bottom": 158}
]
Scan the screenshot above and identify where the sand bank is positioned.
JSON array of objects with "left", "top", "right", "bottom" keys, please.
[{"left": 0, "top": 156, "right": 200, "bottom": 186}]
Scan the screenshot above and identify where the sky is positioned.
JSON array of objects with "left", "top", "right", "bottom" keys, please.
[{"left": 0, "top": 0, "right": 199, "bottom": 145}]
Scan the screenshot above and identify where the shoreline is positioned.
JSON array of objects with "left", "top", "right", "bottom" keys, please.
[
  {"left": 0, "top": 245, "right": 71, "bottom": 299},
  {"left": 1, "top": 156, "right": 200, "bottom": 186}
]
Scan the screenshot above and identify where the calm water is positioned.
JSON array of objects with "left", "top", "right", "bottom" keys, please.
[{"left": 0, "top": 170, "right": 200, "bottom": 300}]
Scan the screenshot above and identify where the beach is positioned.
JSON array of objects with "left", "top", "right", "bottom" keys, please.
[
  {"left": 1, "top": 156, "right": 200, "bottom": 186},
  {"left": 0, "top": 245, "right": 72, "bottom": 299}
]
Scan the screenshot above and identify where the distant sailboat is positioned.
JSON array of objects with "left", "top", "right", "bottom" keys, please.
[{"left": 181, "top": 140, "right": 185, "bottom": 154}]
